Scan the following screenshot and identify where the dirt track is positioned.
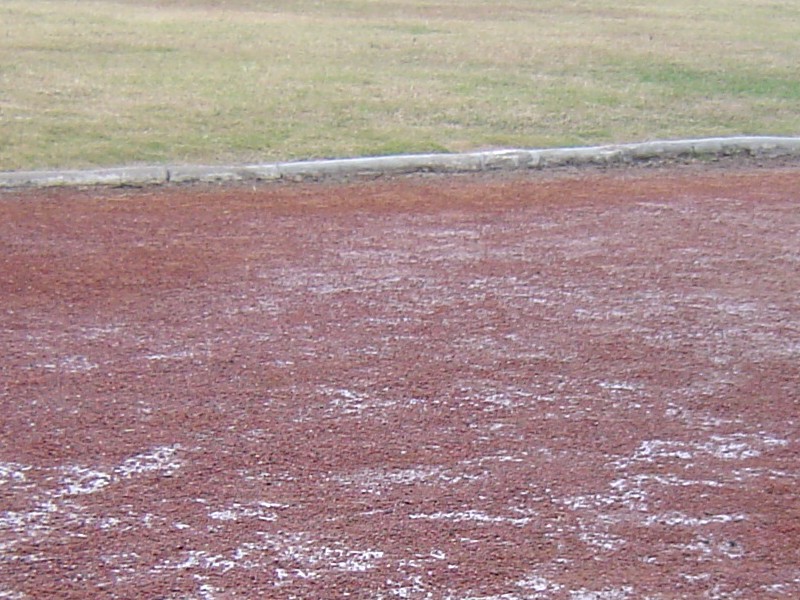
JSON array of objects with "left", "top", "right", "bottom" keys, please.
[{"left": 1, "top": 165, "right": 799, "bottom": 599}]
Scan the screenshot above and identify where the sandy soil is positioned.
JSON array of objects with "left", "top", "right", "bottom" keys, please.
[{"left": 1, "top": 164, "right": 799, "bottom": 599}]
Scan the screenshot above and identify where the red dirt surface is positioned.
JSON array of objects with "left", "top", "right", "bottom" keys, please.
[{"left": 1, "top": 165, "right": 799, "bottom": 599}]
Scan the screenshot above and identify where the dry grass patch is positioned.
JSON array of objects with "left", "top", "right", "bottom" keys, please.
[{"left": 2, "top": 0, "right": 799, "bottom": 169}]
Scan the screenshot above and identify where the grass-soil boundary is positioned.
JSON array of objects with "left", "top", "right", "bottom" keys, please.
[{"left": 1, "top": 136, "right": 800, "bottom": 190}]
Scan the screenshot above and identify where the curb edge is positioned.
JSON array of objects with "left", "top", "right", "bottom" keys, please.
[{"left": 2, "top": 136, "right": 799, "bottom": 189}]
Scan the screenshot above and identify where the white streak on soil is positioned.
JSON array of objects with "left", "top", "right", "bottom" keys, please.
[{"left": 409, "top": 509, "right": 533, "bottom": 527}]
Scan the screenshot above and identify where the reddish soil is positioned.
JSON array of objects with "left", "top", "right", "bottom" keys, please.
[{"left": 1, "top": 164, "right": 799, "bottom": 599}]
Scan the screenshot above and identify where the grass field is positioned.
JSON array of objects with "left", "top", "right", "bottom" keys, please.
[{"left": 2, "top": 0, "right": 799, "bottom": 170}]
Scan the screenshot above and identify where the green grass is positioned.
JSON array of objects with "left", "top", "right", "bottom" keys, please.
[{"left": 2, "top": 0, "right": 799, "bottom": 170}]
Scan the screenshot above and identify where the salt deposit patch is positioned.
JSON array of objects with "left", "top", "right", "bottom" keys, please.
[
  {"left": 560, "top": 469, "right": 732, "bottom": 517},
  {"left": 560, "top": 488, "right": 648, "bottom": 513},
  {"left": 409, "top": 509, "right": 534, "bottom": 527},
  {"left": 113, "top": 445, "right": 182, "bottom": 479},
  {"left": 643, "top": 511, "right": 746, "bottom": 527},
  {"left": 153, "top": 550, "right": 237, "bottom": 573},
  {"left": 456, "top": 595, "right": 529, "bottom": 600},
  {"left": 569, "top": 586, "right": 633, "bottom": 600},
  {"left": 700, "top": 433, "right": 788, "bottom": 460},
  {"left": 336, "top": 465, "right": 446, "bottom": 494},
  {"left": 81, "top": 324, "right": 125, "bottom": 340},
  {"left": 516, "top": 573, "right": 564, "bottom": 593},
  {"left": 729, "top": 466, "right": 799, "bottom": 483},
  {"left": 336, "top": 462, "right": 486, "bottom": 494},
  {"left": 615, "top": 433, "right": 787, "bottom": 469},
  {"left": 0, "top": 500, "right": 58, "bottom": 537},
  {"left": 454, "top": 585, "right": 633, "bottom": 600},
  {"left": 0, "top": 463, "right": 28, "bottom": 486},
  {"left": 579, "top": 530, "right": 626, "bottom": 552},
  {"left": 207, "top": 501, "right": 280, "bottom": 523},
  {"left": 382, "top": 574, "right": 427, "bottom": 599},
  {"left": 319, "top": 386, "right": 397, "bottom": 415},
  {"left": 58, "top": 466, "right": 113, "bottom": 496},
  {"left": 57, "top": 445, "right": 181, "bottom": 497},
  {"left": 195, "top": 579, "right": 223, "bottom": 600},
  {"left": 598, "top": 381, "right": 641, "bottom": 392},
  {"left": 623, "top": 439, "right": 694, "bottom": 463},
  {"left": 481, "top": 389, "right": 536, "bottom": 409},
  {"left": 0, "top": 445, "right": 182, "bottom": 547},
  {"left": 675, "top": 535, "right": 745, "bottom": 560},
  {"left": 38, "top": 355, "right": 98, "bottom": 373},
  {"left": 144, "top": 350, "right": 194, "bottom": 361},
  {"left": 254, "top": 532, "right": 385, "bottom": 581}
]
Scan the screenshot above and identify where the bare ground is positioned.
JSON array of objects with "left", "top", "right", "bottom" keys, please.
[{"left": 1, "top": 163, "right": 799, "bottom": 599}]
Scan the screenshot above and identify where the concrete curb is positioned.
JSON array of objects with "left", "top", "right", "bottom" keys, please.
[{"left": 2, "top": 136, "right": 799, "bottom": 189}]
